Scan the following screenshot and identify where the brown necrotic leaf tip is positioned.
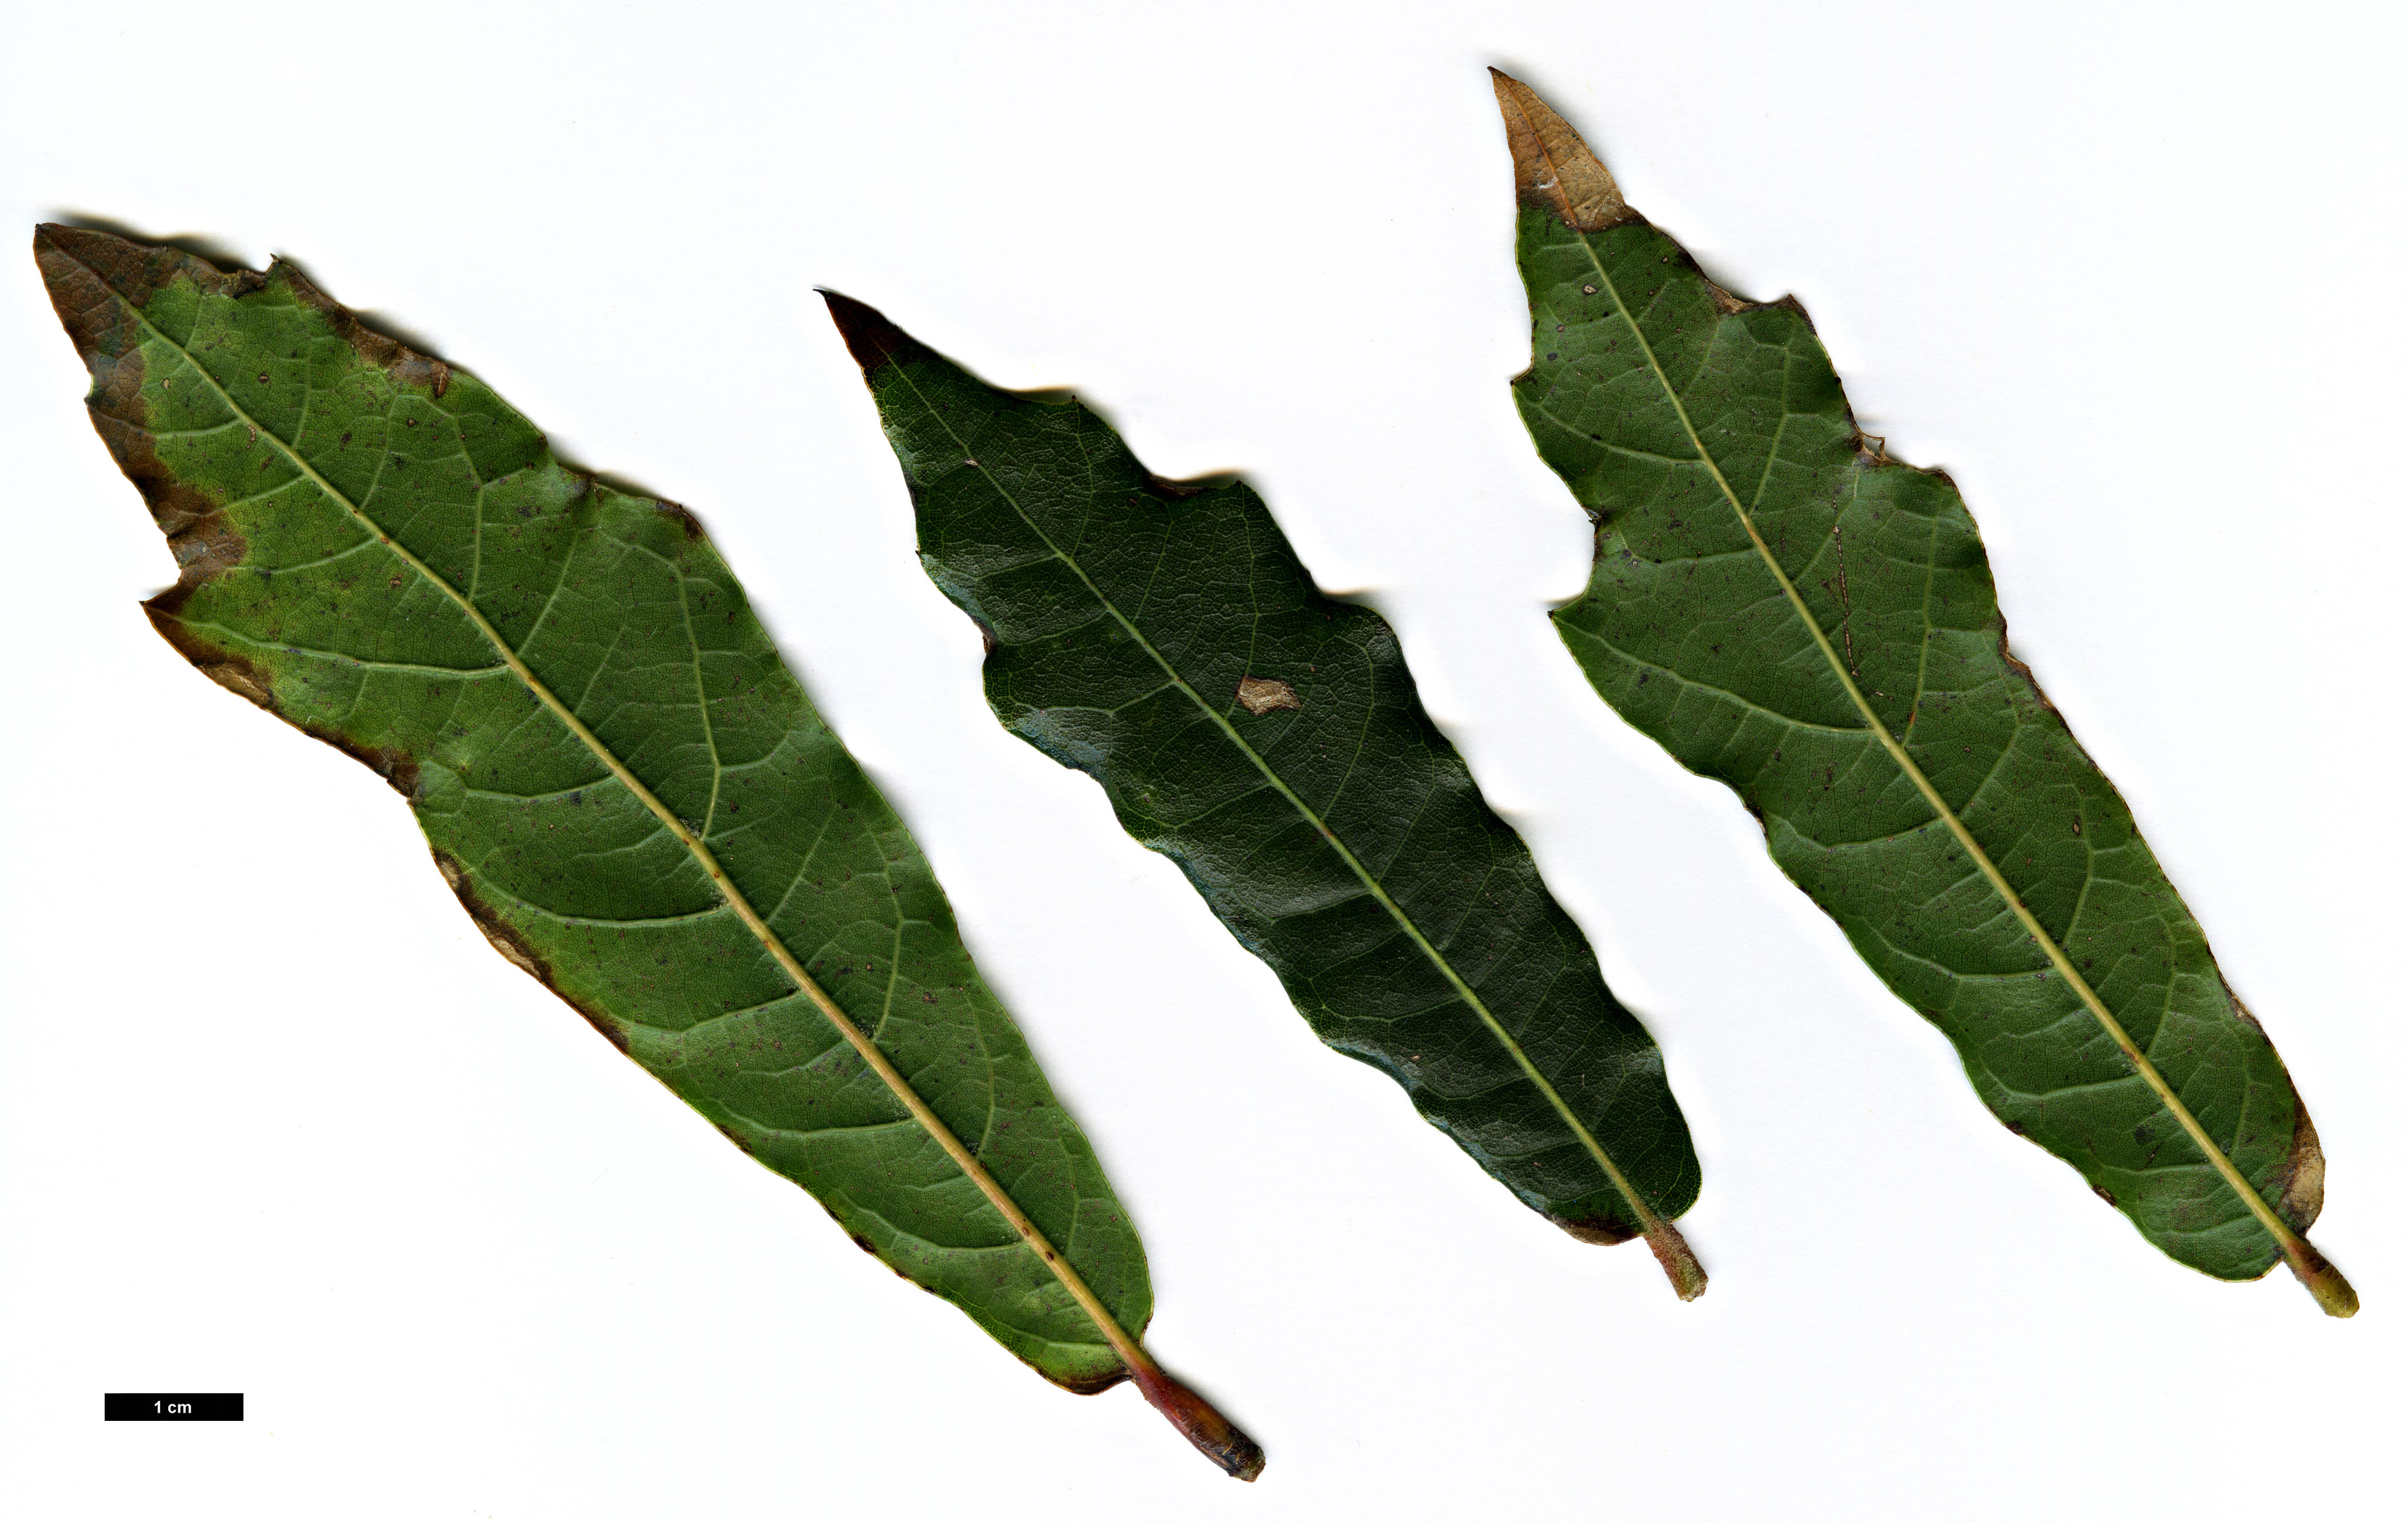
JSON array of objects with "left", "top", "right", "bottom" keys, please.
[{"left": 1491, "top": 68, "right": 1634, "bottom": 233}]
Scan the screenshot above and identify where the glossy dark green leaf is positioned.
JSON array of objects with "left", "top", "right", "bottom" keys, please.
[
  {"left": 1491, "top": 72, "right": 2353, "bottom": 1314},
  {"left": 36, "top": 223, "right": 1264, "bottom": 1472},
  {"left": 828, "top": 295, "right": 1707, "bottom": 1298}
]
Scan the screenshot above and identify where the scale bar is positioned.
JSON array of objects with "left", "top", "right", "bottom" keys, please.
[{"left": 105, "top": 1393, "right": 243, "bottom": 1421}]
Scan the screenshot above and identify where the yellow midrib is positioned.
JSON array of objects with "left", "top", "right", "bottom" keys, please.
[
  {"left": 881, "top": 362, "right": 1685, "bottom": 1254},
  {"left": 93, "top": 256, "right": 1157, "bottom": 1377},
  {"left": 1571, "top": 230, "right": 2330, "bottom": 1283}
]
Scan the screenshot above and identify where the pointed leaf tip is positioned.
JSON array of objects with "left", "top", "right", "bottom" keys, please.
[
  {"left": 1488, "top": 69, "right": 1632, "bottom": 232},
  {"left": 820, "top": 290, "right": 924, "bottom": 377}
]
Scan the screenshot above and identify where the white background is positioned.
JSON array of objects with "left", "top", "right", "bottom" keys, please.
[{"left": 3, "top": 2, "right": 2400, "bottom": 1517}]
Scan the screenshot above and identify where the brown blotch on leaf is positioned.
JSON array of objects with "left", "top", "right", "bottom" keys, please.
[
  {"left": 392, "top": 353, "right": 452, "bottom": 399},
  {"left": 65, "top": 337, "right": 255, "bottom": 622},
  {"left": 172, "top": 645, "right": 429, "bottom": 795},
  {"left": 1235, "top": 676, "right": 1301, "bottom": 716},
  {"left": 277, "top": 255, "right": 457, "bottom": 398},
  {"left": 2206, "top": 982, "right": 2321, "bottom": 1233},
  {"left": 34, "top": 223, "right": 235, "bottom": 365},
  {"left": 148, "top": 606, "right": 277, "bottom": 713},
  {"left": 198, "top": 661, "right": 271, "bottom": 705},
  {"left": 430, "top": 848, "right": 630, "bottom": 1054},
  {"left": 2276, "top": 1075, "right": 2329, "bottom": 1233},
  {"left": 1489, "top": 69, "right": 1635, "bottom": 233},
  {"left": 35, "top": 227, "right": 462, "bottom": 406},
  {"left": 652, "top": 497, "right": 706, "bottom": 541},
  {"left": 330, "top": 737, "right": 421, "bottom": 798}
]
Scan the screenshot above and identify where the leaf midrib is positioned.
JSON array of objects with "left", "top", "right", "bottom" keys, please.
[
  {"left": 1572, "top": 229, "right": 2324, "bottom": 1281},
  {"left": 888, "top": 363, "right": 1680, "bottom": 1243},
  {"left": 88, "top": 253, "right": 1154, "bottom": 1374}
]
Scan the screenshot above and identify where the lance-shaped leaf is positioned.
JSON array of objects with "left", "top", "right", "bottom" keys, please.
[
  {"left": 35, "top": 224, "right": 1264, "bottom": 1474},
  {"left": 1491, "top": 71, "right": 2354, "bottom": 1314},
  {"left": 826, "top": 295, "right": 1707, "bottom": 1298}
]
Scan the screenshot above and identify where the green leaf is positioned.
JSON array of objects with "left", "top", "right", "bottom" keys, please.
[
  {"left": 35, "top": 223, "right": 1265, "bottom": 1473},
  {"left": 1491, "top": 72, "right": 2354, "bottom": 1315},
  {"left": 826, "top": 295, "right": 1708, "bottom": 1299}
]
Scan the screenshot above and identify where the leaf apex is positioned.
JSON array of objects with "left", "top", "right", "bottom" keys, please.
[
  {"left": 1488, "top": 68, "right": 1634, "bottom": 233},
  {"left": 819, "top": 289, "right": 926, "bottom": 379}
]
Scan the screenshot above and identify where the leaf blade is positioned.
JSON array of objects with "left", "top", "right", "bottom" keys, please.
[
  {"left": 36, "top": 223, "right": 1269, "bottom": 1469},
  {"left": 1491, "top": 74, "right": 2353, "bottom": 1314},
  {"left": 830, "top": 294, "right": 1708, "bottom": 1297}
]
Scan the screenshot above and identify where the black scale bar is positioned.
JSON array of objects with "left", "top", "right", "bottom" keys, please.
[{"left": 105, "top": 1393, "right": 243, "bottom": 1421}]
